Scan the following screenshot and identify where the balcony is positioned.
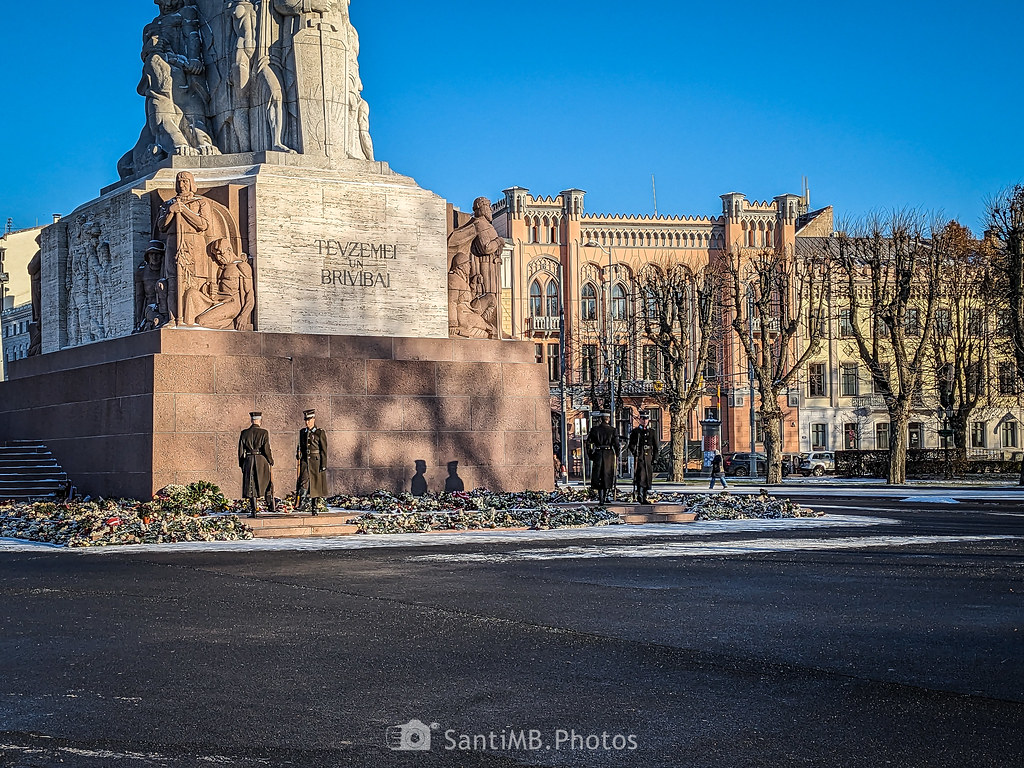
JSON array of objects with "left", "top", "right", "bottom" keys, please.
[
  {"left": 527, "top": 315, "right": 561, "bottom": 333},
  {"left": 750, "top": 318, "right": 780, "bottom": 334},
  {"left": 620, "top": 379, "right": 664, "bottom": 396}
]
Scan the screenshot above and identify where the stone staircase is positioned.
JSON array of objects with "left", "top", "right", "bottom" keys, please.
[{"left": 0, "top": 441, "right": 70, "bottom": 501}]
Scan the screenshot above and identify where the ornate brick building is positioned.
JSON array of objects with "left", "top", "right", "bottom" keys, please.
[{"left": 490, "top": 186, "right": 833, "bottom": 473}]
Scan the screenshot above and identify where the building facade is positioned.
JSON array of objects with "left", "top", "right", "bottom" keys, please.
[
  {"left": 491, "top": 187, "right": 834, "bottom": 473},
  {"left": 0, "top": 224, "right": 44, "bottom": 380}
]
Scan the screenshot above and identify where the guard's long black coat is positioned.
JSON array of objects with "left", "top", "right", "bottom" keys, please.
[
  {"left": 628, "top": 426, "right": 660, "bottom": 491},
  {"left": 296, "top": 427, "right": 329, "bottom": 498},
  {"left": 586, "top": 422, "right": 620, "bottom": 491},
  {"left": 238, "top": 425, "right": 274, "bottom": 498}
]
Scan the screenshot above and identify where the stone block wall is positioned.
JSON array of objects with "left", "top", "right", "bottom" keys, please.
[
  {"left": 0, "top": 330, "right": 553, "bottom": 500},
  {"left": 39, "top": 156, "right": 450, "bottom": 356}
]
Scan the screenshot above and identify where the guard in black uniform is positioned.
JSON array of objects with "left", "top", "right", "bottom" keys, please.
[
  {"left": 586, "top": 412, "right": 620, "bottom": 505},
  {"left": 238, "top": 411, "right": 276, "bottom": 518},
  {"left": 296, "top": 409, "right": 329, "bottom": 515},
  {"left": 627, "top": 411, "right": 660, "bottom": 505}
]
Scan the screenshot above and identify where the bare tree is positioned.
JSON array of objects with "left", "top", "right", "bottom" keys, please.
[
  {"left": 635, "top": 258, "right": 720, "bottom": 481},
  {"left": 564, "top": 263, "right": 635, "bottom": 425},
  {"left": 929, "top": 221, "right": 994, "bottom": 464},
  {"left": 829, "top": 211, "right": 943, "bottom": 484},
  {"left": 725, "top": 244, "right": 831, "bottom": 484},
  {"left": 985, "top": 184, "right": 1024, "bottom": 484}
]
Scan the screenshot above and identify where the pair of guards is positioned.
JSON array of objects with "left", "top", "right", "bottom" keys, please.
[
  {"left": 238, "top": 409, "right": 329, "bottom": 518},
  {"left": 586, "top": 411, "right": 660, "bottom": 505}
]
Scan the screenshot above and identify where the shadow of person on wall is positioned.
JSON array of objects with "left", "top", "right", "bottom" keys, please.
[
  {"left": 411, "top": 459, "right": 428, "bottom": 497},
  {"left": 444, "top": 460, "right": 465, "bottom": 493}
]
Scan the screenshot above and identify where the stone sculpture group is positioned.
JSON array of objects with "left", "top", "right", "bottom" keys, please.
[
  {"left": 134, "top": 171, "right": 254, "bottom": 332},
  {"left": 119, "top": 0, "right": 372, "bottom": 179},
  {"left": 60, "top": 0, "right": 505, "bottom": 344},
  {"left": 447, "top": 197, "right": 504, "bottom": 340}
]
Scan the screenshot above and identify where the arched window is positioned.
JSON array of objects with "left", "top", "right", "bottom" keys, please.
[
  {"left": 541, "top": 216, "right": 550, "bottom": 244},
  {"left": 765, "top": 223, "right": 774, "bottom": 247},
  {"left": 643, "top": 289, "right": 659, "bottom": 320},
  {"left": 549, "top": 218, "right": 558, "bottom": 244},
  {"left": 529, "top": 217, "right": 539, "bottom": 244},
  {"left": 581, "top": 283, "right": 597, "bottom": 321},
  {"left": 529, "top": 280, "right": 543, "bottom": 317},
  {"left": 611, "top": 283, "right": 628, "bottom": 321},
  {"left": 545, "top": 280, "right": 559, "bottom": 317}
]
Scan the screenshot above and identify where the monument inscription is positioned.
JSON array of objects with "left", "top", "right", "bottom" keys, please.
[{"left": 318, "top": 239, "right": 397, "bottom": 289}]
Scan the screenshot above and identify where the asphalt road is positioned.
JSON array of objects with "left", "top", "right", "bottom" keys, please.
[{"left": 1, "top": 496, "right": 1022, "bottom": 767}]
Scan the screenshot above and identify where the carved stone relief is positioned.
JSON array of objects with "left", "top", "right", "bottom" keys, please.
[
  {"left": 447, "top": 197, "right": 504, "bottom": 340},
  {"left": 119, "top": 0, "right": 374, "bottom": 179},
  {"left": 142, "top": 171, "right": 254, "bottom": 332},
  {"left": 65, "top": 215, "right": 115, "bottom": 346}
]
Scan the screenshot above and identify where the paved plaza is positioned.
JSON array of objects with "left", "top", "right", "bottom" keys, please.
[{"left": 1, "top": 491, "right": 1021, "bottom": 767}]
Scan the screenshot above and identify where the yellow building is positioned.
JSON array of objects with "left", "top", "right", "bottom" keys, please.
[
  {"left": 0, "top": 224, "right": 44, "bottom": 379},
  {"left": 796, "top": 239, "right": 1024, "bottom": 459}
]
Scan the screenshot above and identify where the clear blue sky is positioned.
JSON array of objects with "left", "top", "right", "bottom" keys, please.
[{"left": 0, "top": 1, "right": 1020, "bottom": 234}]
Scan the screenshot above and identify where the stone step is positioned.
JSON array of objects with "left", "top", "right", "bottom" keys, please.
[
  {"left": 0, "top": 479, "right": 67, "bottom": 490},
  {"left": 245, "top": 512, "right": 362, "bottom": 539},
  {"left": 607, "top": 504, "right": 697, "bottom": 525},
  {"left": 0, "top": 470, "right": 68, "bottom": 480},
  {"left": 0, "top": 454, "right": 57, "bottom": 464},
  {"left": 0, "top": 490, "right": 61, "bottom": 501}
]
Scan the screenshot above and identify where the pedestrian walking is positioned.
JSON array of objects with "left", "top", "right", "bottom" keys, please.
[
  {"left": 238, "top": 411, "right": 276, "bottom": 518},
  {"left": 627, "top": 411, "right": 660, "bottom": 505},
  {"left": 586, "top": 412, "right": 620, "bottom": 505},
  {"left": 709, "top": 452, "right": 728, "bottom": 490},
  {"left": 296, "top": 409, "right": 329, "bottom": 515}
]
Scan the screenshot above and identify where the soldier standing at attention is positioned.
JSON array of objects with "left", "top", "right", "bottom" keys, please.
[
  {"left": 296, "top": 409, "right": 329, "bottom": 515},
  {"left": 586, "top": 412, "right": 620, "bottom": 505},
  {"left": 238, "top": 411, "right": 275, "bottom": 518},
  {"left": 627, "top": 411, "right": 660, "bottom": 505}
]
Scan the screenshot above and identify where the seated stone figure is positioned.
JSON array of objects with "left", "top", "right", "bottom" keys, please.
[
  {"left": 447, "top": 249, "right": 494, "bottom": 339},
  {"left": 181, "top": 239, "right": 254, "bottom": 330}
]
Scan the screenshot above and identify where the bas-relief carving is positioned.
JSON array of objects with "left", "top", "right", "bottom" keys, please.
[
  {"left": 138, "top": 171, "right": 254, "bottom": 332},
  {"left": 119, "top": 0, "right": 373, "bottom": 179},
  {"left": 447, "top": 197, "right": 504, "bottom": 340},
  {"left": 65, "top": 216, "right": 115, "bottom": 346}
]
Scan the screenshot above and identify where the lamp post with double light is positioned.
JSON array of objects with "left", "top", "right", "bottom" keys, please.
[{"left": 584, "top": 240, "right": 617, "bottom": 438}]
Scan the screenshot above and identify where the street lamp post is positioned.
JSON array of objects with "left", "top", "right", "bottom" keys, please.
[
  {"left": 584, "top": 240, "right": 616, "bottom": 435},
  {"left": 747, "top": 289, "right": 757, "bottom": 479},
  {"left": 558, "top": 260, "right": 568, "bottom": 484},
  {"left": 942, "top": 408, "right": 954, "bottom": 481}
]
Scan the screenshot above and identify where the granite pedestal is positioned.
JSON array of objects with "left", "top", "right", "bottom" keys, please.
[{"left": 0, "top": 329, "right": 554, "bottom": 500}]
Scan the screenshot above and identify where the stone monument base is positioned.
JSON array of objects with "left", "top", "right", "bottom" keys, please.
[{"left": 0, "top": 330, "right": 554, "bottom": 500}]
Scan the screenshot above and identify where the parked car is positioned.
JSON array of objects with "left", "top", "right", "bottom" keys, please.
[
  {"left": 799, "top": 451, "right": 835, "bottom": 476},
  {"left": 723, "top": 452, "right": 767, "bottom": 477}
]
